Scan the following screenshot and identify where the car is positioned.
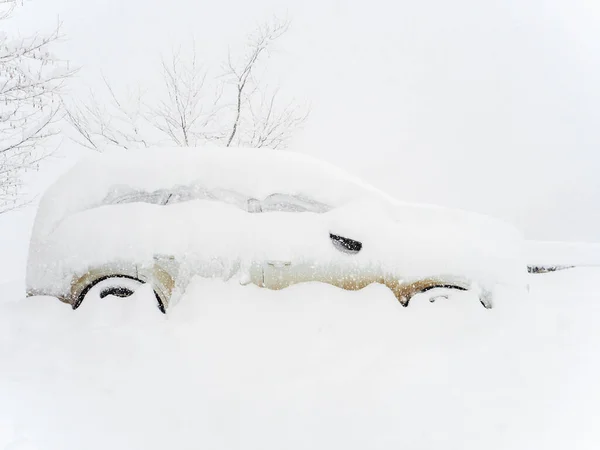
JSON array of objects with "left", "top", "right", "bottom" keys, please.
[{"left": 26, "top": 147, "right": 527, "bottom": 312}]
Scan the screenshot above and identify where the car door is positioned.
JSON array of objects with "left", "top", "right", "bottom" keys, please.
[{"left": 249, "top": 194, "right": 330, "bottom": 289}]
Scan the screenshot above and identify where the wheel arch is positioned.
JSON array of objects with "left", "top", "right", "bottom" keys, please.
[{"left": 70, "top": 262, "right": 174, "bottom": 313}]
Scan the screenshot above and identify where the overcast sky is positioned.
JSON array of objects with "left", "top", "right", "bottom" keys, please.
[{"left": 8, "top": 0, "right": 600, "bottom": 241}]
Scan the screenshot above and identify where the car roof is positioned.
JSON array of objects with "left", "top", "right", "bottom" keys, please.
[{"left": 32, "top": 147, "right": 391, "bottom": 238}]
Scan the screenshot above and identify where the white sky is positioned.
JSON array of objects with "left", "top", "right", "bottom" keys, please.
[{"left": 7, "top": 0, "right": 600, "bottom": 241}]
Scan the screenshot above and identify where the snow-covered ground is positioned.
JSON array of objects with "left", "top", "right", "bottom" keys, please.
[{"left": 1, "top": 267, "right": 599, "bottom": 449}]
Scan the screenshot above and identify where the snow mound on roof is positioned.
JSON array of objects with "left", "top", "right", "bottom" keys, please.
[{"left": 32, "top": 147, "right": 384, "bottom": 238}]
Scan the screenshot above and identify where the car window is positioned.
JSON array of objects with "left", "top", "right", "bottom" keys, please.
[
  {"left": 259, "top": 194, "right": 331, "bottom": 213},
  {"left": 104, "top": 185, "right": 249, "bottom": 210},
  {"left": 165, "top": 186, "right": 248, "bottom": 211},
  {"left": 103, "top": 186, "right": 331, "bottom": 213},
  {"left": 104, "top": 187, "right": 171, "bottom": 205},
  {"left": 247, "top": 198, "right": 263, "bottom": 213}
]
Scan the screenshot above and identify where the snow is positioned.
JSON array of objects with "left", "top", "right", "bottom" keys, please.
[
  {"left": 30, "top": 146, "right": 377, "bottom": 238},
  {"left": 526, "top": 240, "right": 600, "bottom": 267},
  {"left": 2, "top": 268, "right": 600, "bottom": 449},
  {"left": 27, "top": 147, "right": 528, "bottom": 305}
]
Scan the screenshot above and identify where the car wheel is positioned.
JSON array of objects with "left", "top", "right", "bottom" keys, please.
[
  {"left": 384, "top": 278, "right": 492, "bottom": 308},
  {"left": 72, "top": 275, "right": 166, "bottom": 313}
]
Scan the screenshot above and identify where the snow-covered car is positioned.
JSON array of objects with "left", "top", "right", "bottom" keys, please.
[{"left": 26, "top": 147, "right": 527, "bottom": 312}]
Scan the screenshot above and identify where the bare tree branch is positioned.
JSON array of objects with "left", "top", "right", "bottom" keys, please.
[
  {"left": 225, "top": 18, "right": 289, "bottom": 147},
  {"left": 65, "top": 17, "right": 307, "bottom": 153},
  {"left": 0, "top": 1, "right": 75, "bottom": 213},
  {"left": 0, "top": 0, "right": 16, "bottom": 22},
  {"left": 245, "top": 89, "right": 309, "bottom": 149}
]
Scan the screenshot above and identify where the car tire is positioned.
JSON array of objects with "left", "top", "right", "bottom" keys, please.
[{"left": 72, "top": 275, "right": 166, "bottom": 313}]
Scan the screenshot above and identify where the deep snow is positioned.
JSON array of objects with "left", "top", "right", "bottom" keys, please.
[{"left": 1, "top": 268, "right": 599, "bottom": 450}]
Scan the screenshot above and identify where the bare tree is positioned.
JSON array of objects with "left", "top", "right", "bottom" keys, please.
[
  {"left": 0, "top": 0, "right": 73, "bottom": 213},
  {"left": 66, "top": 18, "right": 307, "bottom": 152},
  {"left": 244, "top": 88, "right": 309, "bottom": 149},
  {"left": 224, "top": 19, "right": 289, "bottom": 147},
  {"left": 149, "top": 45, "right": 226, "bottom": 146},
  {"left": 65, "top": 78, "right": 150, "bottom": 150}
]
